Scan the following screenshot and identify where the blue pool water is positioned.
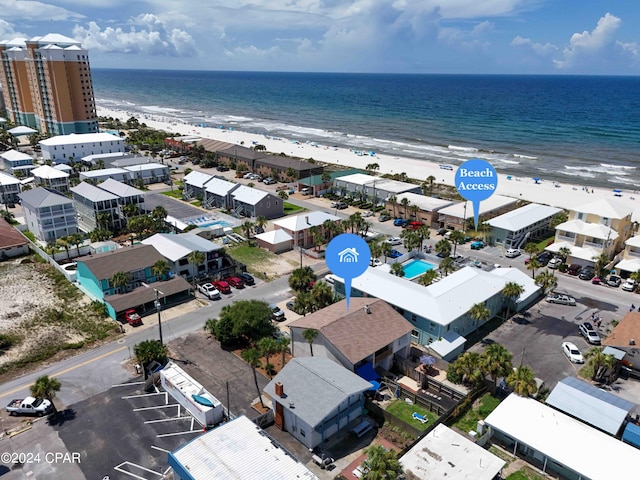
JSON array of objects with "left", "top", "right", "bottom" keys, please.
[
  {"left": 402, "top": 259, "right": 436, "bottom": 279},
  {"left": 191, "top": 219, "right": 232, "bottom": 228}
]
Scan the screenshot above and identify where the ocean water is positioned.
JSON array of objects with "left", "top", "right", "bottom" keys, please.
[{"left": 92, "top": 70, "right": 640, "bottom": 189}]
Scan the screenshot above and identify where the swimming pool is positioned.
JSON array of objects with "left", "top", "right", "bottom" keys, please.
[
  {"left": 402, "top": 259, "right": 436, "bottom": 279},
  {"left": 194, "top": 219, "right": 232, "bottom": 228}
]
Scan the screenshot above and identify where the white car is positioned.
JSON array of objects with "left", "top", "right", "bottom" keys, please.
[
  {"left": 198, "top": 283, "right": 221, "bottom": 300},
  {"left": 386, "top": 237, "right": 402, "bottom": 246},
  {"left": 370, "top": 258, "right": 383, "bottom": 267},
  {"left": 361, "top": 210, "right": 374, "bottom": 217},
  {"left": 546, "top": 293, "right": 576, "bottom": 306},
  {"left": 547, "top": 257, "right": 563, "bottom": 269},
  {"left": 505, "top": 249, "right": 521, "bottom": 258},
  {"left": 622, "top": 279, "right": 637, "bottom": 292},
  {"left": 562, "top": 342, "right": 584, "bottom": 364}
]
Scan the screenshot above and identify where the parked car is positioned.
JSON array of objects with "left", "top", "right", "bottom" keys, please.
[
  {"left": 567, "top": 264, "right": 582, "bottom": 276},
  {"left": 536, "top": 251, "right": 553, "bottom": 266},
  {"left": 286, "top": 299, "right": 296, "bottom": 311},
  {"left": 386, "top": 237, "right": 402, "bottom": 246},
  {"left": 579, "top": 322, "right": 601, "bottom": 344},
  {"left": 389, "top": 249, "right": 402, "bottom": 258},
  {"left": 622, "top": 278, "right": 637, "bottom": 292},
  {"left": 334, "top": 202, "right": 348, "bottom": 210},
  {"left": 6, "top": 397, "right": 53, "bottom": 416},
  {"left": 607, "top": 275, "right": 622, "bottom": 287},
  {"left": 404, "top": 221, "right": 423, "bottom": 230},
  {"left": 361, "top": 210, "right": 374, "bottom": 217},
  {"left": 378, "top": 214, "right": 391, "bottom": 222},
  {"left": 546, "top": 293, "right": 576, "bottom": 306},
  {"left": 124, "top": 309, "right": 143, "bottom": 326},
  {"left": 239, "top": 272, "right": 255, "bottom": 286},
  {"left": 263, "top": 177, "right": 277, "bottom": 185},
  {"left": 437, "top": 228, "right": 447, "bottom": 235},
  {"left": 224, "top": 276, "right": 245, "bottom": 288},
  {"left": 547, "top": 257, "right": 563, "bottom": 269},
  {"left": 212, "top": 280, "right": 231, "bottom": 294},
  {"left": 243, "top": 172, "right": 254, "bottom": 179},
  {"left": 300, "top": 187, "right": 312, "bottom": 195},
  {"left": 505, "top": 249, "right": 521, "bottom": 258},
  {"left": 393, "top": 218, "right": 408, "bottom": 227},
  {"left": 562, "top": 341, "right": 584, "bottom": 363},
  {"left": 216, "top": 165, "right": 230, "bottom": 172},
  {"left": 470, "top": 241, "right": 485, "bottom": 250},
  {"left": 270, "top": 304, "right": 285, "bottom": 321},
  {"left": 370, "top": 258, "right": 383, "bottom": 267},
  {"left": 578, "top": 266, "right": 595, "bottom": 281},
  {"left": 197, "top": 283, "right": 221, "bottom": 300}
]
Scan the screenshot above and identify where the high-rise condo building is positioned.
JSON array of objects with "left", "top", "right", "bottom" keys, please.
[{"left": 0, "top": 33, "right": 98, "bottom": 135}]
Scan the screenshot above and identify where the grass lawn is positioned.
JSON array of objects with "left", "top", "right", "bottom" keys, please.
[
  {"left": 161, "top": 190, "right": 183, "bottom": 199},
  {"left": 190, "top": 200, "right": 202, "bottom": 207},
  {"left": 227, "top": 243, "right": 276, "bottom": 266},
  {"left": 534, "top": 236, "right": 554, "bottom": 251},
  {"left": 386, "top": 400, "right": 438, "bottom": 431},
  {"left": 506, "top": 467, "right": 546, "bottom": 480},
  {"left": 451, "top": 393, "right": 501, "bottom": 433},
  {"left": 283, "top": 202, "right": 305, "bottom": 215}
]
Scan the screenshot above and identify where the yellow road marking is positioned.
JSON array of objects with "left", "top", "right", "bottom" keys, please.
[{"left": 0, "top": 346, "right": 128, "bottom": 399}]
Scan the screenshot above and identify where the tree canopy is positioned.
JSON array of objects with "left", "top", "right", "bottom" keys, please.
[{"left": 213, "top": 300, "right": 275, "bottom": 346}]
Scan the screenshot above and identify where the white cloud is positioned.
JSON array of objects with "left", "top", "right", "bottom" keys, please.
[
  {"left": 72, "top": 14, "right": 196, "bottom": 57},
  {"left": 617, "top": 41, "right": 638, "bottom": 58},
  {"left": 511, "top": 35, "right": 557, "bottom": 55},
  {"left": 0, "top": 19, "right": 25, "bottom": 41},
  {"left": 0, "top": 0, "right": 83, "bottom": 21},
  {"left": 554, "top": 13, "right": 621, "bottom": 69}
]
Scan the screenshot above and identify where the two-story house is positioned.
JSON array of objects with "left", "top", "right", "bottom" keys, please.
[
  {"left": 96, "top": 178, "right": 145, "bottom": 222},
  {"left": 614, "top": 236, "right": 640, "bottom": 277},
  {"left": 19, "top": 187, "right": 78, "bottom": 242},
  {"left": 71, "top": 181, "right": 121, "bottom": 232},
  {"left": 230, "top": 185, "right": 282, "bottom": 219},
  {"left": 124, "top": 163, "right": 170, "bottom": 185},
  {"left": 551, "top": 198, "right": 633, "bottom": 265},
  {"left": 0, "top": 171, "right": 22, "bottom": 205},
  {"left": 182, "top": 170, "right": 214, "bottom": 200},
  {"left": 31, "top": 165, "right": 70, "bottom": 194},
  {"left": 203, "top": 177, "right": 240, "bottom": 209},
  {"left": 272, "top": 211, "right": 341, "bottom": 249},
  {"left": 39, "top": 133, "right": 125, "bottom": 164},
  {"left": 0, "top": 149, "right": 36, "bottom": 177},
  {"left": 486, "top": 203, "right": 562, "bottom": 250}
]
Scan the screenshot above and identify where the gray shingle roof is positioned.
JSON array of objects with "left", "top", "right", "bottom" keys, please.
[
  {"left": 77, "top": 244, "right": 164, "bottom": 281},
  {"left": 71, "top": 182, "right": 119, "bottom": 202},
  {"left": 19, "top": 187, "right": 73, "bottom": 208}
]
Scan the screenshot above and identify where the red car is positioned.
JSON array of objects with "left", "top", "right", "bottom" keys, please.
[
  {"left": 124, "top": 309, "right": 142, "bottom": 327},
  {"left": 224, "top": 276, "right": 245, "bottom": 289},
  {"left": 404, "top": 221, "right": 423, "bottom": 231},
  {"left": 212, "top": 280, "right": 232, "bottom": 294}
]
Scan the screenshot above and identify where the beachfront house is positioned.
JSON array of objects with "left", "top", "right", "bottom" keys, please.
[
  {"left": 39, "top": 133, "right": 125, "bottom": 164},
  {"left": 202, "top": 177, "right": 240, "bottom": 209},
  {"left": 289, "top": 298, "right": 413, "bottom": 372},
  {"left": 263, "top": 357, "right": 372, "bottom": 450},
  {"left": 333, "top": 265, "right": 539, "bottom": 360},
  {"left": 31, "top": 165, "right": 70, "bottom": 194},
  {"left": 124, "top": 163, "right": 170, "bottom": 185},
  {"left": 0, "top": 149, "right": 36, "bottom": 177},
  {"left": 80, "top": 167, "right": 131, "bottom": 184},
  {"left": 436, "top": 195, "right": 519, "bottom": 232},
  {"left": 230, "top": 185, "right": 282, "bottom": 219},
  {"left": 183, "top": 170, "right": 214, "bottom": 201},
  {"left": 486, "top": 203, "right": 562, "bottom": 250},
  {"left": 141, "top": 233, "right": 224, "bottom": 280},
  {"left": 551, "top": 197, "right": 633, "bottom": 265},
  {"left": 0, "top": 171, "right": 22, "bottom": 205},
  {"left": 20, "top": 187, "right": 78, "bottom": 242},
  {"left": 334, "top": 173, "right": 421, "bottom": 205},
  {"left": 254, "top": 156, "right": 323, "bottom": 182},
  {"left": 387, "top": 191, "right": 454, "bottom": 227},
  {"left": 615, "top": 236, "right": 640, "bottom": 277},
  {"left": 272, "top": 211, "right": 341, "bottom": 249},
  {"left": 75, "top": 244, "right": 192, "bottom": 319},
  {"left": 296, "top": 168, "right": 362, "bottom": 196},
  {"left": 216, "top": 144, "right": 267, "bottom": 172}
]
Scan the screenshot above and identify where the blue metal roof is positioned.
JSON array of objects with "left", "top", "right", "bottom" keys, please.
[{"left": 623, "top": 423, "right": 640, "bottom": 448}]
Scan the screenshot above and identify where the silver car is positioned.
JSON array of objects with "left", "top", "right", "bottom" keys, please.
[{"left": 546, "top": 293, "right": 576, "bottom": 306}]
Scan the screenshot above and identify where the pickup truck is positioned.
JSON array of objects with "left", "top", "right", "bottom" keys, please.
[
  {"left": 124, "top": 309, "right": 143, "bottom": 326},
  {"left": 7, "top": 396, "right": 53, "bottom": 416},
  {"left": 198, "top": 282, "right": 221, "bottom": 299}
]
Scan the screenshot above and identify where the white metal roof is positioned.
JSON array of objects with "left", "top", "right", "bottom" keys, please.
[
  {"left": 487, "top": 203, "right": 562, "bottom": 232},
  {"left": 569, "top": 197, "right": 633, "bottom": 220},
  {"left": 625, "top": 235, "right": 640, "bottom": 248},
  {"left": 142, "top": 233, "right": 221, "bottom": 262},
  {"left": 438, "top": 196, "right": 518, "bottom": 219},
  {"left": 169, "top": 415, "right": 319, "bottom": 480},
  {"left": 80, "top": 168, "right": 129, "bottom": 178},
  {"left": 488, "top": 268, "right": 541, "bottom": 305},
  {"left": 204, "top": 177, "right": 239, "bottom": 196},
  {"left": 31, "top": 165, "right": 69, "bottom": 179},
  {"left": 255, "top": 229, "right": 293, "bottom": 244},
  {"left": 39, "top": 133, "right": 123, "bottom": 146},
  {"left": 555, "top": 219, "right": 618, "bottom": 241},
  {"left": 53, "top": 164, "right": 73, "bottom": 172},
  {"left": 183, "top": 170, "right": 214, "bottom": 188},
  {"left": 0, "top": 149, "right": 32, "bottom": 162},
  {"left": 394, "top": 192, "right": 454, "bottom": 211},
  {"left": 71, "top": 182, "right": 119, "bottom": 202},
  {"left": 401, "top": 423, "right": 505, "bottom": 480},
  {"left": 546, "top": 377, "right": 635, "bottom": 436},
  {"left": 485, "top": 394, "right": 640, "bottom": 479},
  {"left": 123, "top": 163, "right": 168, "bottom": 172},
  {"left": 33, "top": 33, "right": 80, "bottom": 46},
  {"left": 97, "top": 179, "right": 144, "bottom": 199},
  {"left": 273, "top": 211, "right": 340, "bottom": 232},
  {"left": 0, "top": 172, "right": 21, "bottom": 186},
  {"left": 615, "top": 257, "right": 640, "bottom": 273},
  {"left": 231, "top": 185, "right": 269, "bottom": 205},
  {"left": 335, "top": 173, "right": 382, "bottom": 186}
]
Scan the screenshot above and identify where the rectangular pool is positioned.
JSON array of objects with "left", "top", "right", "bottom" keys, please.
[
  {"left": 402, "top": 259, "right": 436, "bottom": 279},
  {"left": 190, "top": 219, "right": 232, "bottom": 228}
]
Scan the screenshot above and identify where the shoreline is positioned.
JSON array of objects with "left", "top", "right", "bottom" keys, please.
[{"left": 97, "top": 106, "right": 638, "bottom": 220}]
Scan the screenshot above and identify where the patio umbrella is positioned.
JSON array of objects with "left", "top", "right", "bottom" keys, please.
[
  {"left": 533, "top": 178, "right": 541, "bottom": 184},
  {"left": 368, "top": 380, "right": 380, "bottom": 392},
  {"left": 419, "top": 355, "right": 436, "bottom": 366}
]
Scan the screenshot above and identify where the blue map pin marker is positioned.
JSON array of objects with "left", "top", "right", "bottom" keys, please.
[
  {"left": 455, "top": 158, "right": 497, "bottom": 230},
  {"left": 325, "top": 233, "right": 371, "bottom": 309}
]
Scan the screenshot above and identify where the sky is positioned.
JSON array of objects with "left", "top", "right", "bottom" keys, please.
[{"left": 0, "top": 0, "right": 639, "bottom": 74}]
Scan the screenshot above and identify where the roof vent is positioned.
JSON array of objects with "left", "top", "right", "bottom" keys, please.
[
  {"left": 364, "top": 305, "right": 371, "bottom": 314},
  {"left": 289, "top": 402, "right": 295, "bottom": 409},
  {"left": 630, "top": 339, "right": 636, "bottom": 346},
  {"left": 305, "top": 216, "right": 310, "bottom": 225}
]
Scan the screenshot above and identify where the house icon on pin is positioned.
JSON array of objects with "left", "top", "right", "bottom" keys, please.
[{"left": 338, "top": 247, "right": 359, "bottom": 263}]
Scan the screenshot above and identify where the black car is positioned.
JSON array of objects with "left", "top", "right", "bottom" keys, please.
[
  {"left": 216, "top": 165, "right": 230, "bottom": 171},
  {"left": 578, "top": 266, "right": 595, "bottom": 280},
  {"left": 536, "top": 251, "right": 553, "bottom": 266},
  {"left": 567, "top": 264, "right": 582, "bottom": 275},
  {"left": 239, "top": 272, "right": 255, "bottom": 286}
]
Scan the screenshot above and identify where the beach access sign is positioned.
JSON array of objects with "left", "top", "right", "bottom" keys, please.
[
  {"left": 325, "top": 233, "right": 370, "bottom": 309},
  {"left": 455, "top": 158, "right": 497, "bottom": 230}
]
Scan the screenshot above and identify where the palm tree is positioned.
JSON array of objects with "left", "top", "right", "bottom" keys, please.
[
  {"left": 558, "top": 246, "right": 571, "bottom": 263},
  {"left": 241, "top": 348, "right": 265, "bottom": 408},
  {"left": 418, "top": 269, "right": 438, "bottom": 286},
  {"left": 416, "top": 225, "right": 430, "bottom": 251},
  {"left": 400, "top": 197, "right": 410, "bottom": 219},
  {"left": 303, "top": 328, "right": 319, "bottom": 356},
  {"left": 310, "top": 281, "right": 334, "bottom": 310},
  {"left": 278, "top": 190, "right": 289, "bottom": 201},
  {"left": 242, "top": 220, "right": 255, "bottom": 240},
  {"left": 435, "top": 238, "right": 451, "bottom": 257},
  {"left": 388, "top": 195, "right": 397, "bottom": 218},
  {"left": 152, "top": 206, "right": 168, "bottom": 221},
  {"left": 187, "top": 250, "right": 205, "bottom": 280},
  {"left": 449, "top": 230, "right": 465, "bottom": 257},
  {"left": 309, "top": 226, "right": 324, "bottom": 251},
  {"left": 452, "top": 351, "right": 484, "bottom": 386},
  {"left": 89, "top": 229, "right": 112, "bottom": 242},
  {"left": 362, "top": 444, "right": 402, "bottom": 480},
  {"left": 365, "top": 162, "right": 380, "bottom": 175},
  {"left": 381, "top": 242, "right": 392, "bottom": 263},
  {"left": 409, "top": 204, "right": 419, "bottom": 220},
  {"left": 585, "top": 347, "right": 616, "bottom": 382},
  {"left": 502, "top": 281, "right": 525, "bottom": 319},
  {"left": 526, "top": 257, "right": 541, "bottom": 279},
  {"left": 592, "top": 253, "right": 610, "bottom": 279},
  {"left": 481, "top": 343, "right": 513, "bottom": 387},
  {"left": 257, "top": 337, "right": 279, "bottom": 378},
  {"left": 293, "top": 291, "right": 315, "bottom": 316},
  {"left": 469, "top": 302, "right": 491, "bottom": 324},
  {"left": 506, "top": 365, "right": 537, "bottom": 397},
  {"left": 400, "top": 229, "right": 420, "bottom": 251},
  {"left": 631, "top": 269, "right": 640, "bottom": 292},
  {"left": 56, "top": 236, "right": 71, "bottom": 260},
  {"left": 426, "top": 175, "right": 436, "bottom": 194},
  {"left": 289, "top": 266, "right": 316, "bottom": 293},
  {"left": 96, "top": 212, "right": 112, "bottom": 230},
  {"left": 277, "top": 336, "right": 291, "bottom": 370},
  {"left": 134, "top": 340, "right": 168, "bottom": 378},
  {"left": 390, "top": 263, "right": 405, "bottom": 277},
  {"left": 524, "top": 242, "right": 540, "bottom": 260},
  {"left": 535, "top": 269, "right": 557, "bottom": 294},
  {"left": 122, "top": 203, "right": 139, "bottom": 220},
  {"left": 30, "top": 375, "right": 61, "bottom": 413},
  {"left": 152, "top": 260, "right": 170, "bottom": 281},
  {"left": 439, "top": 257, "right": 456, "bottom": 277},
  {"left": 255, "top": 215, "right": 267, "bottom": 232},
  {"left": 369, "top": 240, "right": 383, "bottom": 265},
  {"left": 45, "top": 242, "right": 62, "bottom": 259},
  {"left": 68, "top": 232, "right": 84, "bottom": 256},
  {"left": 322, "top": 219, "right": 341, "bottom": 242},
  {"left": 110, "top": 271, "right": 129, "bottom": 294}
]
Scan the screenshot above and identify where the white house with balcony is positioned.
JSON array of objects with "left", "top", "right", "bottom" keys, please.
[
  {"left": 487, "top": 203, "right": 562, "bottom": 249},
  {"left": 80, "top": 168, "right": 131, "bottom": 184},
  {"left": 0, "top": 171, "right": 22, "bottom": 204},
  {"left": 550, "top": 198, "right": 633, "bottom": 266},
  {"left": 39, "top": 133, "right": 125, "bottom": 164},
  {"left": 71, "top": 181, "right": 122, "bottom": 232},
  {"left": 20, "top": 187, "right": 78, "bottom": 242},
  {"left": 124, "top": 163, "right": 170, "bottom": 185},
  {"left": 333, "top": 173, "right": 421, "bottom": 204},
  {"left": 0, "top": 149, "right": 36, "bottom": 176},
  {"left": 31, "top": 165, "right": 70, "bottom": 194},
  {"left": 615, "top": 235, "right": 640, "bottom": 277}
]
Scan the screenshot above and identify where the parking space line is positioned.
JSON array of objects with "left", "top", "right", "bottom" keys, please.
[
  {"left": 150, "top": 445, "right": 170, "bottom": 454},
  {"left": 122, "top": 392, "right": 168, "bottom": 400},
  {"left": 156, "top": 429, "right": 202, "bottom": 438},
  {"left": 113, "top": 381, "right": 145, "bottom": 387},
  {"left": 114, "top": 462, "right": 164, "bottom": 479},
  {"left": 133, "top": 404, "right": 179, "bottom": 412},
  {"left": 144, "top": 417, "right": 192, "bottom": 424}
]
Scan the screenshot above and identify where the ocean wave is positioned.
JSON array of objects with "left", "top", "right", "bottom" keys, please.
[
  {"left": 608, "top": 176, "right": 640, "bottom": 186},
  {"left": 514, "top": 154, "right": 538, "bottom": 160},
  {"left": 448, "top": 145, "right": 477, "bottom": 152},
  {"left": 600, "top": 163, "right": 636, "bottom": 170},
  {"left": 565, "top": 165, "right": 633, "bottom": 176}
]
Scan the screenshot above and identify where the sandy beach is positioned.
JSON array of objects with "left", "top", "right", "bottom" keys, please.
[{"left": 97, "top": 106, "right": 638, "bottom": 218}]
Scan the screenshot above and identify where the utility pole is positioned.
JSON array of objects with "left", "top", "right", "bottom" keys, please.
[{"left": 154, "top": 288, "right": 164, "bottom": 346}]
